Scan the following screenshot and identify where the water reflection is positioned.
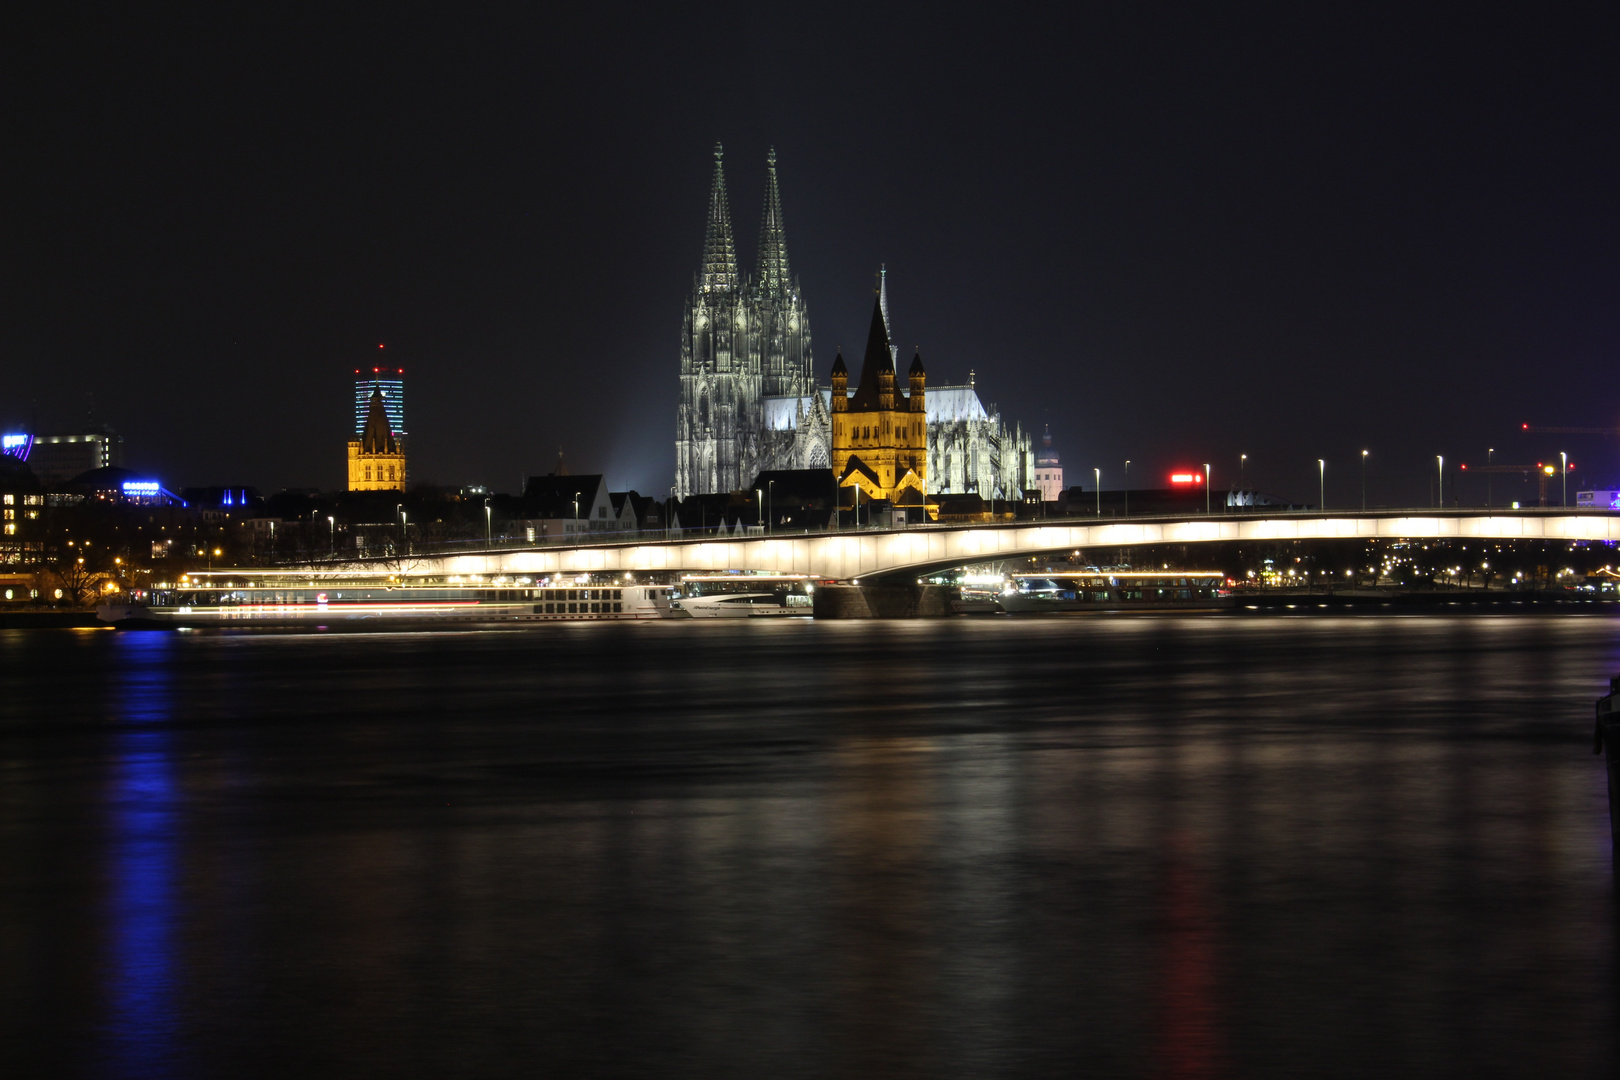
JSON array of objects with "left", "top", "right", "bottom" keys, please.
[
  {"left": 102, "top": 631, "right": 184, "bottom": 1078},
  {"left": 0, "top": 617, "right": 1614, "bottom": 1077}
]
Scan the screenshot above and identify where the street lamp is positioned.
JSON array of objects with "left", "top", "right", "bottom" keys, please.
[
  {"left": 1561, "top": 451, "right": 1568, "bottom": 506},
  {"left": 755, "top": 487, "right": 762, "bottom": 533},
  {"left": 768, "top": 479, "right": 774, "bottom": 534},
  {"left": 1436, "top": 455, "right": 1443, "bottom": 508},
  {"left": 1094, "top": 467, "right": 1101, "bottom": 516},
  {"left": 1318, "top": 459, "right": 1325, "bottom": 510},
  {"left": 1360, "top": 450, "right": 1368, "bottom": 511},
  {"left": 1487, "top": 447, "right": 1494, "bottom": 508},
  {"left": 1204, "top": 463, "right": 1211, "bottom": 515},
  {"left": 573, "top": 493, "right": 581, "bottom": 537},
  {"left": 1124, "top": 460, "right": 1130, "bottom": 518},
  {"left": 327, "top": 515, "right": 334, "bottom": 556},
  {"left": 484, "top": 499, "right": 492, "bottom": 546},
  {"left": 1239, "top": 453, "right": 1247, "bottom": 493}
]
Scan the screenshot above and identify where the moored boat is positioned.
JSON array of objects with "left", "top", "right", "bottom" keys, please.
[{"left": 96, "top": 571, "right": 676, "bottom": 627}]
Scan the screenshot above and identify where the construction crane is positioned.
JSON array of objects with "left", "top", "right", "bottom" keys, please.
[{"left": 1460, "top": 461, "right": 1569, "bottom": 507}]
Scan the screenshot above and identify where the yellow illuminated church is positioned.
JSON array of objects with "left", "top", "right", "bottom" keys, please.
[
  {"left": 348, "top": 387, "right": 407, "bottom": 491},
  {"left": 831, "top": 295, "right": 927, "bottom": 510}
]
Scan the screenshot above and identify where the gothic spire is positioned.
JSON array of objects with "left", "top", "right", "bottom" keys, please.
[
  {"left": 757, "top": 147, "right": 791, "bottom": 295},
  {"left": 878, "top": 264, "right": 898, "bottom": 364},
  {"left": 700, "top": 142, "right": 739, "bottom": 293}
]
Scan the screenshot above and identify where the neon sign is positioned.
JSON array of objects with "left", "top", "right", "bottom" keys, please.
[
  {"left": 122, "top": 481, "right": 162, "bottom": 496},
  {"left": 1, "top": 433, "right": 32, "bottom": 461},
  {"left": 1169, "top": 472, "right": 1204, "bottom": 485}
]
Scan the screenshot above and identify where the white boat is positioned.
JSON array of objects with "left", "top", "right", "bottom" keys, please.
[
  {"left": 671, "top": 592, "right": 807, "bottom": 618},
  {"left": 998, "top": 570, "right": 1232, "bottom": 613},
  {"left": 97, "top": 574, "right": 675, "bottom": 627}
]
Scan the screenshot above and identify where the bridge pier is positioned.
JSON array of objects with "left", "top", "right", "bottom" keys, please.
[{"left": 813, "top": 583, "right": 956, "bottom": 619}]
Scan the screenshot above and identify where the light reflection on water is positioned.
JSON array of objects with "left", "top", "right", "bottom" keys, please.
[
  {"left": 103, "top": 631, "right": 185, "bottom": 1079},
  {"left": 0, "top": 615, "right": 1614, "bottom": 1078}
]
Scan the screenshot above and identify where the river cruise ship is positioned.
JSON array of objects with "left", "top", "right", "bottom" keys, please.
[
  {"left": 998, "top": 570, "right": 1232, "bottom": 613},
  {"left": 97, "top": 570, "right": 675, "bottom": 627}
]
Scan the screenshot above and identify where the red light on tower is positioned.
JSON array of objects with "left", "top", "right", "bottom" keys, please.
[
  {"left": 1522, "top": 423, "right": 1530, "bottom": 430},
  {"left": 1460, "top": 463, "right": 1467, "bottom": 470},
  {"left": 378, "top": 343, "right": 386, "bottom": 349}
]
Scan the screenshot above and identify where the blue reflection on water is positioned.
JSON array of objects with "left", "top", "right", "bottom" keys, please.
[{"left": 102, "top": 631, "right": 185, "bottom": 1077}]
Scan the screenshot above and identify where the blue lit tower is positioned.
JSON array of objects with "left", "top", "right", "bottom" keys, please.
[{"left": 354, "top": 353, "right": 405, "bottom": 441}]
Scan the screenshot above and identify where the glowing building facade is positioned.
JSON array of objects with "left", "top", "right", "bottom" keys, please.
[
  {"left": 348, "top": 387, "right": 407, "bottom": 491},
  {"left": 354, "top": 365, "right": 406, "bottom": 442},
  {"left": 831, "top": 296, "right": 928, "bottom": 507},
  {"left": 675, "top": 145, "right": 828, "bottom": 497}
]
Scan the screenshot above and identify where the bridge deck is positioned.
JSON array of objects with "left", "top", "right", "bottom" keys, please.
[{"left": 325, "top": 510, "right": 1620, "bottom": 582}]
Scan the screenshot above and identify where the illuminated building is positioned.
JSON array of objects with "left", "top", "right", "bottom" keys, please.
[
  {"left": 1034, "top": 425, "right": 1063, "bottom": 501},
  {"left": 1, "top": 433, "right": 33, "bottom": 462},
  {"left": 925, "top": 370, "right": 1034, "bottom": 499},
  {"left": 354, "top": 362, "right": 406, "bottom": 442},
  {"left": 26, "top": 428, "right": 124, "bottom": 483},
  {"left": 675, "top": 144, "right": 828, "bottom": 497},
  {"left": 831, "top": 295, "right": 928, "bottom": 511},
  {"left": 348, "top": 387, "right": 407, "bottom": 491}
]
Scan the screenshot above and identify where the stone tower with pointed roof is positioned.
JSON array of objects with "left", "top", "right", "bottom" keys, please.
[
  {"left": 830, "top": 294, "right": 927, "bottom": 507},
  {"left": 348, "top": 386, "right": 407, "bottom": 491},
  {"left": 676, "top": 144, "right": 823, "bottom": 497}
]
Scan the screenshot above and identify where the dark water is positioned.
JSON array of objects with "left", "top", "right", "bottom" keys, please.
[{"left": 0, "top": 615, "right": 1615, "bottom": 1078}]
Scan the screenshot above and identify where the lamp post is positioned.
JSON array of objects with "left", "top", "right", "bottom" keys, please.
[
  {"left": 1318, "top": 459, "right": 1325, "bottom": 510},
  {"left": 1436, "top": 456, "right": 1443, "bottom": 508},
  {"left": 573, "top": 493, "right": 581, "bottom": 538},
  {"left": 1487, "top": 447, "right": 1494, "bottom": 508},
  {"left": 484, "top": 500, "right": 491, "bottom": 547},
  {"left": 1204, "top": 463, "right": 1212, "bottom": 515},
  {"left": 1239, "top": 453, "right": 1247, "bottom": 494},
  {"left": 1124, "top": 460, "right": 1130, "bottom": 518},
  {"left": 768, "top": 480, "right": 774, "bottom": 534},
  {"left": 1094, "top": 467, "right": 1100, "bottom": 516},
  {"left": 755, "top": 487, "right": 762, "bottom": 533},
  {"left": 1360, "top": 450, "right": 1368, "bottom": 511},
  {"left": 327, "top": 515, "right": 334, "bottom": 556},
  {"left": 1561, "top": 451, "right": 1568, "bottom": 507}
]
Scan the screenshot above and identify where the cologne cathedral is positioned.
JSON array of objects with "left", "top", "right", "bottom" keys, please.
[
  {"left": 674, "top": 144, "right": 830, "bottom": 498},
  {"left": 674, "top": 144, "right": 1034, "bottom": 502}
]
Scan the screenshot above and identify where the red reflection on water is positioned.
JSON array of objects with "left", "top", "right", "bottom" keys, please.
[{"left": 1152, "top": 833, "right": 1226, "bottom": 1080}]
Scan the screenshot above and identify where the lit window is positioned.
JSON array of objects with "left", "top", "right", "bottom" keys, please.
[{"left": 3, "top": 523, "right": 13, "bottom": 535}]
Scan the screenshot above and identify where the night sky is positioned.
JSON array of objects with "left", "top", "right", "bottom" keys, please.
[{"left": 4, "top": 5, "right": 1617, "bottom": 507}]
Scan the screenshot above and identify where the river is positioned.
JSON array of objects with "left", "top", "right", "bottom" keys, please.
[{"left": 0, "top": 614, "right": 1615, "bottom": 1078}]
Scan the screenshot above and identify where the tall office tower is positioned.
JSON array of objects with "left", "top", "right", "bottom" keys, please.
[{"left": 354, "top": 362, "right": 406, "bottom": 440}]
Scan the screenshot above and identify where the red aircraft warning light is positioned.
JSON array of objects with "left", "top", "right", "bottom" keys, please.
[{"left": 1170, "top": 472, "right": 1203, "bottom": 485}]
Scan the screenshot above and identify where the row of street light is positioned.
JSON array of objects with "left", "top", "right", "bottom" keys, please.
[{"left": 1089, "top": 447, "right": 1575, "bottom": 516}]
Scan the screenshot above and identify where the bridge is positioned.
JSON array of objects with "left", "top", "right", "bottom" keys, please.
[{"left": 360, "top": 509, "right": 1620, "bottom": 583}]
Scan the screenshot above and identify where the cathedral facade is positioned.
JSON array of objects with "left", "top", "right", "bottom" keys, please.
[
  {"left": 674, "top": 145, "right": 830, "bottom": 498},
  {"left": 673, "top": 144, "right": 1033, "bottom": 503}
]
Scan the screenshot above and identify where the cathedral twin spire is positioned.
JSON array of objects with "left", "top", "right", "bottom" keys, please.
[
  {"left": 700, "top": 142, "right": 795, "bottom": 297},
  {"left": 700, "top": 143, "right": 739, "bottom": 293}
]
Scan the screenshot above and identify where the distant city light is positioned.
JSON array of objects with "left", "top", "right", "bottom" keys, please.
[{"left": 1, "top": 433, "right": 32, "bottom": 461}]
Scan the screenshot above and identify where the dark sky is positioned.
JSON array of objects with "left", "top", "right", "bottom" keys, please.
[{"left": 4, "top": 4, "right": 1617, "bottom": 507}]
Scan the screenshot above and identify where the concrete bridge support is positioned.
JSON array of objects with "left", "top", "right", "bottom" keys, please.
[{"left": 812, "top": 583, "right": 957, "bottom": 619}]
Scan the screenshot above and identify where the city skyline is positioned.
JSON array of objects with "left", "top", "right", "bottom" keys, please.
[{"left": 2, "top": 6, "right": 1616, "bottom": 506}]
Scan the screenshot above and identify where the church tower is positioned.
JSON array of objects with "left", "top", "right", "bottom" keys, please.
[
  {"left": 348, "top": 386, "right": 407, "bottom": 491},
  {"left": 754, "top": 148, "right": 813, "bottom": 401},
  {"left": 675, "top": 143, "right": 759, "bottom": 498},
  {"left": 831, "top": 292, "right": 927, "bottom": 506}
]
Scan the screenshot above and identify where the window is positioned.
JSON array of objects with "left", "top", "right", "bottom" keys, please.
[
  {"left": 365, "top": 466, "right": 372, "bottom": 481},
  {"left": 2, "top": 495, "right": 11, "bottom": 505},
  {"left": 598, "top": 506, "right": 606, "bottom": 519}
]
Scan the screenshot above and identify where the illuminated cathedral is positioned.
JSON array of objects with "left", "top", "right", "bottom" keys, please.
[{"left": 673, "top": 144, "right": 1033, "bottom": 503}]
